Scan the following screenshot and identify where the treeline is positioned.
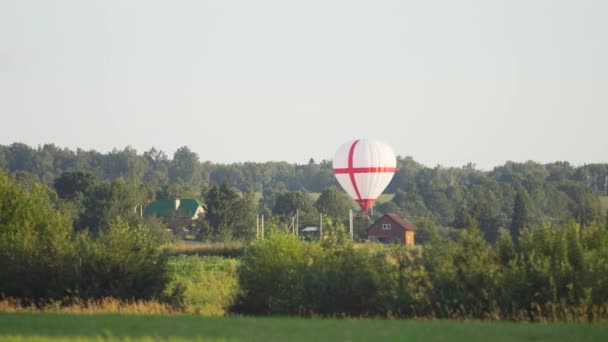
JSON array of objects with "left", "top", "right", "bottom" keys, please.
[
  {"left": 1, "top": 143, "right": 607, "bottom": 242},
  {"left": 0, "top": 143, "right": 336, "bottom": 192}
]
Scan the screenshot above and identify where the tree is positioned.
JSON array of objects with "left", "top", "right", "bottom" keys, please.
[
  {"left": 77, "top": 179, "right": 148, "bottom": 232},
  {"left": 391, "top": 190, "right": 432, "bottom": 219},
  {"left": 0, "top": 171, "right": 75, "bottom": 300},
  {"left": 0, "top": 145, "right": 7, "bottom": 169},
  {"left": 198, "top": 186, "right": 258, "bottom": 241},
  {"left": 6, "top": 143, "right": 35, "bottom": 172},
  {"left": 273, "top": 191, "right": 317, "bottom": 227},
  {"left": 414, "top": 217, "right": 441, "bottom": 244},
  {"left": 315, "top": 187, "right": 352, "bottom": 221},
  {"left": 452, "top": 206, "right": 476, "bottom": 229},
  {"left": 386, "top": 156, "right": 423, "bottom": 192},
  {"left": 510, "top": 192, "right": 529, "bottom": 241},
  {"left": 11, "top": 170, "right": 41, "bottom": 192},
  {"left": 156, "top": 183, "right": 199, "bottom": 199},
  {"left": 353, "top": 214, "right": 373, "bottom": 240},
  {"left": 100, "top": 146, "right": 145, "bottom": 181},
  {"left": 143, "top": 148, "right": 170, "bottom": 186},
  {"left": 169, "top": 146, "right": 202, "bottom": 187},
  {"left": 54, "top": 171, "right": 99, "bottom": 201},
  {"left": 559, "top": 182, "right": 602, "bottom": 227},
  {"left": 231, "top": 190, "right": 259, "bottom": 240}
]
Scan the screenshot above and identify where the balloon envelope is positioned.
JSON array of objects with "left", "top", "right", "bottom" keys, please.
[{"left": 333, "top": 139, "right": 396, "bottom": 211}]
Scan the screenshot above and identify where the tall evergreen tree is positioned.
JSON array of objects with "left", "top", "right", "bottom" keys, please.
[{"left": 510, "top": 192, "right": 528, "bottom": 241}]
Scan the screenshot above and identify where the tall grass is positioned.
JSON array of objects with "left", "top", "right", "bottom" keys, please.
[
  {"left": 0, "top": 297, "right": 177, "bottom": 315},
  {"left": 163, "top": 256, "right": 239, "bottom": 316}
]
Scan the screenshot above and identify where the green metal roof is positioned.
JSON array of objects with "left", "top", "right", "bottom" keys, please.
[{"left": 144, "top": 199, "right": 204, "bottom": 219}]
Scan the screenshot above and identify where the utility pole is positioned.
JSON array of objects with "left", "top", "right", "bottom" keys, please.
[
  {"left": 296, "top": 209, "right": 299, "bottom": 237},
  {"left": 319, "top": 213, "right": 323, "bottom": 241}
]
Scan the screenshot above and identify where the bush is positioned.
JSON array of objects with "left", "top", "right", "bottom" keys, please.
[
  {"left": 0, "top": 172, "right": 75, "bottom": 300},
  {"left": 234, "top": 221, "right": 608, "bottom": 320},
  {"left": 235, "top": 231, "right": 407, "bottom": 317},
  {"left": 235, "top": 232, "right": 306, "bottom": 314},
  {"left": 0, "top": 171, "right": 170, "bottom": 303},
  {"left": 73, "top": 218, "right": 170, "bottom": 300}
]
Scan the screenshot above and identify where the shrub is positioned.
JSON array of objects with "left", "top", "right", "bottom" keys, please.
[
  {"left": 234, "top": 220, "right": 608, "bottom": 320},
  {"left": 74, "top": 218, "right": 169, "bottom": 300},
  {"left": 235, "top": 232, "right": 306, "bottom": 314},
  {"left": 0, "top": 172, "right": 75, "bottom": 300}
]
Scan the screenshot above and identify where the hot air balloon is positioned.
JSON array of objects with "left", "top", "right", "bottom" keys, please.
[{"left": 333, "top": 139, "right": 396, "bottom": 212}]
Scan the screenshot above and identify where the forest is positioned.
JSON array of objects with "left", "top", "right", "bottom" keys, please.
[{"left": 1, "top": 142, "right": 606, "bottom": 242}]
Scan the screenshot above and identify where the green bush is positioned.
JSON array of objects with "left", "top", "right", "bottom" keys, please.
[
  {"left": 73, "top": 218, "right": 169, "bottom": 300},
  {"left": 234, "top": 221, "right": 608, "bottom": 320},
  {"left": 236, "top": 231, "right": 407, "bottom": 316},
  {"left": 0, "top": 171, "right": 169, "bottom": 302},
  {"left": 0, "top": 172, "right": 75, "bottom": 300},
  {"left": 235, "top": 232, "right": 306, "bottom": 314}
]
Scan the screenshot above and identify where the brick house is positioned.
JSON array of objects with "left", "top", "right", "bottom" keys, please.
[{"left": 367, "top": 213, "right": 416, "bottom": 246}]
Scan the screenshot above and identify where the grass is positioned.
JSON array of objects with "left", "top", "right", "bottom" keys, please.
[
  {"left": 163, "top": 256, "right": 239, "bottom": 316},
  {"left": 1, "top": 313, "right": 608, "bottom": 342},
  {"left": 0, "top": 298, "right": 176, "bottom": 315},
  {"left": 308, "top": 192, "right": 395, "bottom": 208},
  {"left": 376, "top": 193, "right": 395, "bottom": 203}
]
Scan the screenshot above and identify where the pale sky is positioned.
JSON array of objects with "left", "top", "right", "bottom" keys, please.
[{"left": 1, "top": 0, "right": 606, "bottom": 169}]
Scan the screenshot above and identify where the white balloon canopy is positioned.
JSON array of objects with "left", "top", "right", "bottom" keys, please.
[{"left": 333, "top": 139, "right": 397, "bottom": 212}]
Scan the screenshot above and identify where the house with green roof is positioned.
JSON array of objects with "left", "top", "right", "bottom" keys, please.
[{"left": 144, "top": 199, "right": 205, "bottom": 221}]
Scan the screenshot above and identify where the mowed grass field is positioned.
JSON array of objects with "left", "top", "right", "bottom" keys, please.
[{"left": 1, "top": 313, "right": 608, "bottom": 342}]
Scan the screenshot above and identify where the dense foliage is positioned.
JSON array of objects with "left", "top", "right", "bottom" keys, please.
[
  {"left": 0, "top": 172, "right": 169, "bottom": 302},
  {"left": 1, "top": 143, "right": 606, "bottom": 242},
  {"left": 235, "top": 226, "right": 608, "bottom": 320}
]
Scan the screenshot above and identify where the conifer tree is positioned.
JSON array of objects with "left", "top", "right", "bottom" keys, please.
[{"left": 510, "top": 192, "right": 528, "bottom": 241}]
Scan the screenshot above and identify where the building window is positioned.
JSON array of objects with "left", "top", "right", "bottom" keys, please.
[
  {"left": 382, "top": 223, "right": 391, "bottom": 230},
  {"left": 369, "top": 236, "right": 378, "bottom": 242}
]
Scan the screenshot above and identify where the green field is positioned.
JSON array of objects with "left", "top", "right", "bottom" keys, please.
[
  {"left": 308, "top": 192, "right": 395, "bottom": 205},
  {"left": 1, "top": 313, "right": 607, "bottom": 342}
]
